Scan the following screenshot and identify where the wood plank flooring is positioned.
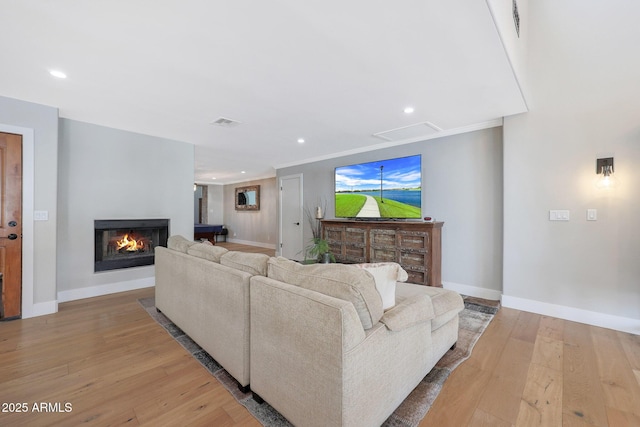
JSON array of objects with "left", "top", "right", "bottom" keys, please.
[
  {"left": 423, "top": 308, "right": 640, "bottom": 427},
  {"left": 1, "top": 243, "right": 638, "bottom": 426}
]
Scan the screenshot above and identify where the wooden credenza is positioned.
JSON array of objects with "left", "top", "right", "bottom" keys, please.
[{"left": 321, "top": 220, "right": 443, "bottom": 287}]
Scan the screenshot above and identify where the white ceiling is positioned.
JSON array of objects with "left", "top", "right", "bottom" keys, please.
[{"left": 0, "top": 0, "right": 527, "bottom": 184}]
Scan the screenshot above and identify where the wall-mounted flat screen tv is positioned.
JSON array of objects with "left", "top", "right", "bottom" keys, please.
[{"left": 335, "top": 154, "right": 422, "bottom": 219}]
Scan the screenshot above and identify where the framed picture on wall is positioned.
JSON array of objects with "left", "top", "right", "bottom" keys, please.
[{"left": 235, "top": 185, "right": 260, "bottom": 211}]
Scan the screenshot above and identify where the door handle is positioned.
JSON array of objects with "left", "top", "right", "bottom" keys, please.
[
  {"left": 8, "top": 221, "right": 17, "bottom": 227},
  {"left": 294, "top": 222, "right": 300, "bottom": 225},
  {"left": 7, "top": 234, "right": 18, "bottom": 240}
]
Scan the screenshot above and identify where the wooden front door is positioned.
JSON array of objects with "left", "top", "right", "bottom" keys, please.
[{"left": 0, "top": 133, "right": 22, "bottom": 320}]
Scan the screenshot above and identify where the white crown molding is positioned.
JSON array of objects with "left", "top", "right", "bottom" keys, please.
[
  {"left": 195, "top": 181, "right": 224, "bottom": 186},
  {"left": 273, "top": 118, "right": 504, "bottom": 170},
  {"left": 219, "top": 173, "right": 278, "bottom": 186}
]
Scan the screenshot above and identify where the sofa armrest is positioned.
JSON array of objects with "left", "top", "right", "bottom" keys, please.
[{"left": 380, "top": 294, "right": 435, "bottom": 331}]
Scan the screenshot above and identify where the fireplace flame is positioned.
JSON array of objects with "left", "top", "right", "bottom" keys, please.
[{"left": 116, "top": 234, "right": 144, "bottom": 252}]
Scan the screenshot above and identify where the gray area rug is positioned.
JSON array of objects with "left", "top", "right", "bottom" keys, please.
[{"left": 139, "top": 295, "right": 499, "bottom": 427}]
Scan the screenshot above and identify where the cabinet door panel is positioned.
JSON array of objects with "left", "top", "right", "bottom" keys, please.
[
  {"left": 399, "top": 251, "right": 427, "bottom": 270},
  {"left": 344, "top": 248, "right": 366, "bottom": 263},
  {"left": 398, "top": 231, "right": 430, "bottom": 251},
  {"left": 370, "top": 228, "right": 396, "bottom": 247},
  {"left": 325, "top": 226, "right": 345, "bottom": 242},
  {"left": 407, "top": 270, "right": 427, "bottom": 285},
  {"left": 370, "top": 247, "right": 397, "bottom": 263},
  {"left": 345, "top": 228, "right": 367, "bottom": 244}
]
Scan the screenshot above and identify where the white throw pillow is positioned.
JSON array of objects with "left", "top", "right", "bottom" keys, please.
[{"left": 353, "top": 262, "right": 408, "bottom": 310}]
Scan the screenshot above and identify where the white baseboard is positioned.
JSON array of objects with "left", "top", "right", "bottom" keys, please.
[
  {"left": 443, "top": 281, "right": 502, "bottom": 301},
  {"left": 57, "top": 277, "right": 155, "bottom": 303},
  {"left": 22, "top": 300, "right": 58, "bottom": 319},
  {"left": 226, "top": 238, "right": 276, "bottom": 250},
  {"left": 502, "top": 294, "right": 640, "bottom": 335}
]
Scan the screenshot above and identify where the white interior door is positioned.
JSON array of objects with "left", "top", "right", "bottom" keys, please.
[{"left": 279, "top": 174, "right": 303, "bottom": 260}]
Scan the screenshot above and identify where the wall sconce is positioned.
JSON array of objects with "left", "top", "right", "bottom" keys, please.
[{"left": 596, "top": 157, "right": 616, "bottom": 189}]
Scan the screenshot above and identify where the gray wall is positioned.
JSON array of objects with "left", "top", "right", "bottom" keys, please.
[
  {"left": 0, "top": 96, "right": 59, "bottom": 306},
  {"left": 277, "top": 127, "right": 503, "bottom": 294},
  {"left": 223, "top": 177, "right": 277, "bottom": 248},
  {"left": 503, "top": 0, "right": 640, "bottom": 322},
  {"left": 57, "top": 119, "right": 194, "bottom": 296}
]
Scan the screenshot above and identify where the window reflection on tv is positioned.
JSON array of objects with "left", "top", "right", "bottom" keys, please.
[{"left": 334, "top": 154, "right": 422, "bottom": 219}]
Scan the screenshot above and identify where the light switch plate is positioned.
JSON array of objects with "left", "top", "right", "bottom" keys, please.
[
  {"left": 549, "top": 210, "right": 570, "bottom": 221},
  {"left": 587, "top": 209, "right": 597, "bottom": 221},
  {"left": 34, "top": 210, "right": 49, "bottom": 221}
]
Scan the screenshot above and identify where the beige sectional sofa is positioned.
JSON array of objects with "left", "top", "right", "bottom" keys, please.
[
  {"left": 155, "top": 235, "right": 270, "bottom": 389},
  {"left": 154, "top": 236, "right": 464, "bottom": 427},
  {"left": 250, "top": 257, "right": 464, "bottom": 427}
]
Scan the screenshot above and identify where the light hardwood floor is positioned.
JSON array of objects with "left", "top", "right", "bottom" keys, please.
[{"left": 0, "top": 243, "right": 638, "bottom": 426}]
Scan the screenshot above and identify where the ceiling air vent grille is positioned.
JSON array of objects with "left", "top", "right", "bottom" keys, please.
[
  {"left": 210, "top": 117, "right": 241, "bottom": 127},
  {"left": 373, "top": 121, "right": 442, "bottom": 142}
]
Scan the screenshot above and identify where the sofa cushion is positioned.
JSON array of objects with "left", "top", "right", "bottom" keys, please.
[
  {"left": 396, "top": 282, "right": 464, "bottom": 331},
  {"left": 267, "top": 257, "right": 383, "bottom": 330},
  {"left": 380, "top": 293, "right": 435, "bottom": 331},
  {"left": 353, "top": 262, "right": 408, "bottom": 310},
  {"left": 187, "top": 243, "right": 229, "bottom": 262},
  {"left": 167, "top": 235, "right": 197, "bottom": 253},
  {"left": 220, "top": 251, "right": 270, "bottom": 276}
]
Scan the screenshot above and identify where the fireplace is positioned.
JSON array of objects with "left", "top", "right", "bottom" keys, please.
[{"left": 94, "top": 219, "right": 169, "bottom": 272}]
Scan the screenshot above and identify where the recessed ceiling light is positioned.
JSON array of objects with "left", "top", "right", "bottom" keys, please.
[
  {"left": 49, "top": 70, "right": 67, "bottom": 79},
  {"left": 404, "top": 107, "right": 415, "bottom": 114},
  {"left": 297, "top": 138, "right": 305, "bottom": 144},
  {"left": 241, "top": 171, "right": 246, "bottom": 174}
]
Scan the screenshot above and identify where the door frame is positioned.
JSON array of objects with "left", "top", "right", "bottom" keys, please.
[
  {"left": 278, "top": 173, "right": 303, "bottom": 258},
  {"left": 0, "top": 124, "right": 36, "bottom": 318}
]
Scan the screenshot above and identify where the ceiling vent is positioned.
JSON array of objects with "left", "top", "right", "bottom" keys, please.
[
  {"left": 373, "top": 121, "right": 442, "bottom": 142},
  {"left": 210, "top": 117, "right": 241, "bottom": 127},
  {"left": 513, "top": 0, "right": 520, "bottom": 37}
]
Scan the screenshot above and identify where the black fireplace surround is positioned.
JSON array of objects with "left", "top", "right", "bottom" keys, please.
[{"left": 94, "top": 219, "right": 169, "bottom": 272}]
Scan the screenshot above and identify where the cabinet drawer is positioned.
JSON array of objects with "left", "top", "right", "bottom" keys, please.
[
  {"left": 370, "top": 228, "right": 396, "bottom": 247},
  {"left": 399, "top": 250, "right": 427, "bottom": 270},
  {"left": 406, "top": 269, "right": 427, "bottom": 286},
  {"left": 398, "top": 231, "right": 430, "bottom": 251},
  {"left": 370, "top": 247, "right": 397, "bottom": 263}
]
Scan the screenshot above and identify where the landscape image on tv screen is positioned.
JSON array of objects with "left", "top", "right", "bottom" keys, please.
[{"left": 335, "top": 154, "right": 422, "bottom": 219}]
